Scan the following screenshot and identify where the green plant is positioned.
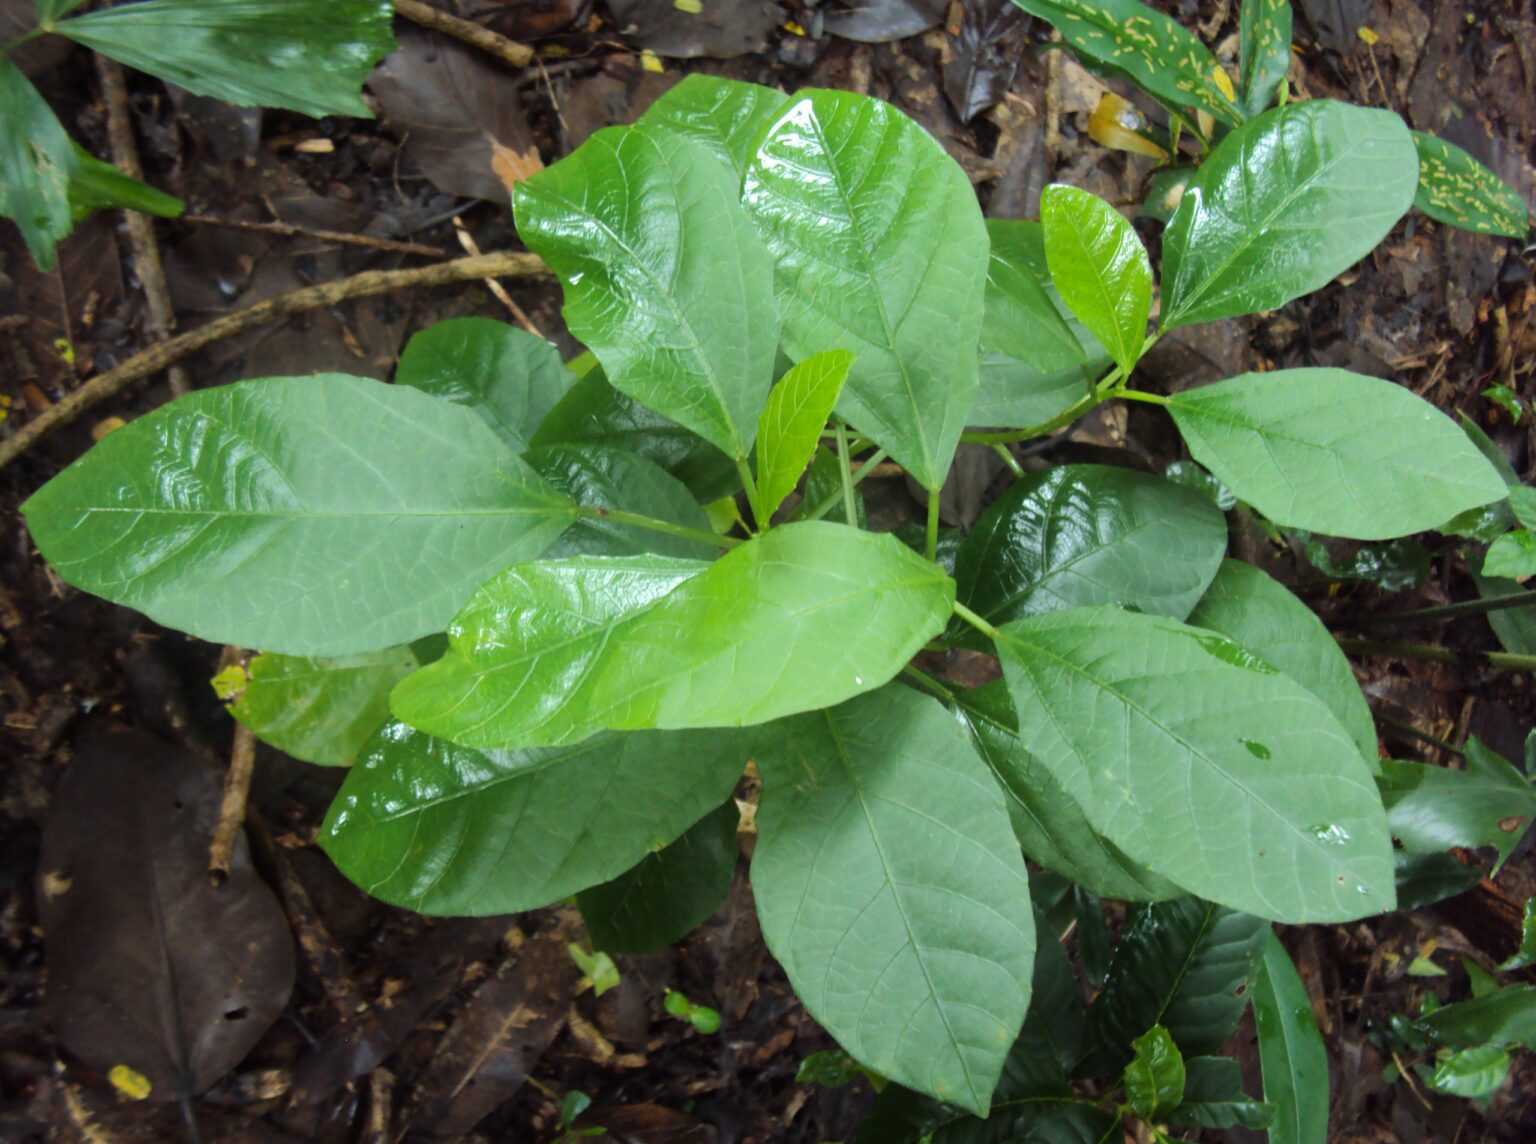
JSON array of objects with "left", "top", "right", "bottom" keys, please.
[
  {"left": 21, "top": 72, "right": 1533, "bottom": 1135},
  {"left": 0, "top": 0, "right": 395, "bottom": 268}
]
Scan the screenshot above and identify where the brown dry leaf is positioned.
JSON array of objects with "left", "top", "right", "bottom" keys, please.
[
  {"left": 490, "top": 139, "right": 544, "bottom": 196},
  {"left": 608, "top": 0, "right": 784, "bottom": 59}
]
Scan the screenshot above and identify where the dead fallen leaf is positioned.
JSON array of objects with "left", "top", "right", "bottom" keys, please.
[
  {"left": 608, "top": 0, "right": 784, "bottom": 58},
  {"left": 942, "top": 0, "right": 1025, "bottom": 122},
  {"left": 823, "top": 0, "right": 945, "bottom": 44}
]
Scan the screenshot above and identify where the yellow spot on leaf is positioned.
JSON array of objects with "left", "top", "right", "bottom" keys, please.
[
  {"left": 211, "top": 663, "right": 248, "bottom": 702},
  {"left": 1211, "top": 63, "right": 1236, "bottom": 103},
  {"left": 109, "top": 1064, "right": 152, "bottom": 1101}
]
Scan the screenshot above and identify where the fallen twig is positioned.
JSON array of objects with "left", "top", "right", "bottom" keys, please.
[
  {"left": 0, "top": 251, "right": 552, "bottom": 471},
  {"left": 393, "top": 0, "right": 533, "bottom": 68},
  {"left": 1336, "top": 636, "right": 1536, "bottom": 673},
  {"left": 180, "top": 214, "right": 445, "bottom": 257},
  {"left": 208, "top": 722, "right": 257, "bottom": 881}
]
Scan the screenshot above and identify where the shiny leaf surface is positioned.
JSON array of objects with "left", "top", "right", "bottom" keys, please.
[
  {"left": 1123, "top": 1026, "right": 1185, "bottom": 1119},
  {"left": 1237, "top": 0, "right": 1292, "bottom": 118},
  {"left": 0, "top": 59, "right": 75, "bottom": 269},
  {"left": 638, "top": 73, "right": 789, "bottom": 176},
  {"left": 1167, "top": 369, "right": 1506, "bottom": 540},
  {"left": 67, "top": 143, "right": 184, "bottom": 223},
  {"left": 1413, "top": 131, "right": 1529, "bottom": 239},
  {"left": 1428, "top": 1045, "right": 1510, "bottom": 1098},
  {"left": 320, "top": 721, "right": 749, "bottom": 915},
  {"left": 1160, "top": 101, "right": 1417, "bottom": 330},
  {"left": 23, "top": 376, "right": 575, "bottom": 656},
  {"left": 1252, "top": 932, "right": 1329, "bottom": 1144},
  {"left": 996, "top": 607, "right": 1396, "bottom": 922},
  {"left": 516, "top": 123, "right": 779, "bottom": 459},
  {"left": 1377, "top": 737, "right": 1536, "bottom": 871},
  {"left": 743, "top": 89, "right": 988, "bottom": 488},
  {"left": 56, "top": 0, "right": 394, "bottom": 118},
  {"left": 395, "top": 318, "right": 572, "bottom": 452},
  {"left": 1413, "top": 986, "right": 1536, "bottom": 1051},
  {"left": 1168, "top": 1056, "right": 1274, "bottom": 1130},
  {"left": 1041, "top": 185, "right": 1151, "bottom": 375},
  {"left": 752, "top": 685, "right": 1034, "bottom": 1115},
  {"left": 755, "top": 350, "right": 854, "bottom": 522}
]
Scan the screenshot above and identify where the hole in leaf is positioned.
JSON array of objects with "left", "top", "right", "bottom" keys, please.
[{"left": 223, "top": 1007, "right": 249, "bottom": 1021}]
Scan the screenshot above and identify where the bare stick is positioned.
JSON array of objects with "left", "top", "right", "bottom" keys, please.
[
  {"left": 180, "top": 214, "right": 445, "bottom": 257},
  {"left": 208, "top": 723, "right": 257, "bottom": 881},
  {"left": 0, "top": 251, "right": 552, "bottom": 471},
  {"left": 393, "top": 0, "right": 533, "bottom": 67}
]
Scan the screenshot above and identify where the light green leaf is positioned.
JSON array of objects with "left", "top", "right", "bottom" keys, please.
[
  {"left": 1252, "top": 931, "right": 1329, "bottom": 1144},
  {"left": 1474, "top": 571, "right": 1536, "bottom": 656},
  {"left": 1014, "top": 0, "right": 1241, "bottom": 127},
  {"left": 1483, "top": 529, "right": 1536, "bottom": 578},
  {"left": 1041, "top": 185, "right": 1151, "bottom": 376},
  {"left": 22, "top": 375, "right": 575, "bottom": 656},
  {"left": 755, "top": 350, "right": 855, "bottom": 522},
  {"left": 954, "top": 465, "right": 1227, "bottom": 637},
  {"left": 516, "top": 123, "right": 780, "bottom": 460},
  {"left": 1413, "top": 131, "right": 1529, "bottom": 239},
  {"left": 395, "top": 318, "right": 572, "bottom": 452},
  {"left": 56, "top": 0, "right": 394, "bottom": 119},
  {"left": 996, "top": 607, "right": 1395, "bottom": 922},
  {"left": 1237, "top": 0, "right": 1292, "bottom": 118},
  {"left": 1376, "top": 736, "right": 1536, "bottom": 871},
  {"left": 1189, "top": 559, "right": 1378, "bottom": 767},
  {"left": 972, "top": 219, "right": 1100, "bottom": 429},
  {"left": 1160, "top": 101, "right": 1417, "bottom": 330},
  {"left": 1413, "top": 985, "right": 1536, "bottom": 1052},
  {"left": 319, "top": 720, "right": 749, "bottom": 915},
  {"left": 577, "top": 799, "right": 739, "bottom": 954},
  {"left": 67, "top": 143, "right": 184, "bottom": 223},
  {"left": 1124, "top": 1026, "right": 1185, "bottom": 1119},
  {"left": 0, "top": 59, "right": 76, "bottom": 270},
  {"left": 397, "top": 523, "right": 954, "bottom": 748},
  {"left": 951, "top": 681, "right": 1182, "bottom": 902},
  {"left": 752, "top": 685, "right": 1034, "bottom": 1115},
  {"left": 227, "top": 646, "right": 418, "bottom": 767},
  {"left": 1167, "top": 368, "right": 1507, "bottom": 540},
  {"left": 637, "top": 73, "right": 789, "bottom": 176},
  {"left": 1168, "top": 1057, "right": 1274, "bottom": 1130},
  {"left": 742, "top": 89, "right": 988, "bottom": 489},
  {"left": 1428, "top": 1045, "right": 1511, "bottom": 1098}
]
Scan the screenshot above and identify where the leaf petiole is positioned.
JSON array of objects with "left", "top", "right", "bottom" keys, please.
[
  {"left": 800, "top": 448, "right": 889, "bottom": 523},
  {"left": 900, "top": 664, "right": 955, "bottom": 702},
  {"left": 924, "top": 486, "right": 941, "bottom": 562},
  {"left": 576, "top": 505, "right": 743, "bottom": 550},
  {"left": 951, "top": 600, "right": 999, "bottom": 640},
  {"left": 734, "top": 457, "right": 762, "bottom": 533},
  {"left": 834, "top": 422, "right": 859, "bottom": 526}
]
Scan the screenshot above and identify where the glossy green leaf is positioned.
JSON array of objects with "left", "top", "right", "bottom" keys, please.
[
  {"left": 1297, "top": 533, "right": 1430, "bottom": 592},
  {"left": 1160, "top": 101, "right": 1417, "bottom": 330},
  {"left": 1376, "top": 737, "right": 1536, "bottom": 871},
  {"left": 1168, "top": 1056, "right": 1274, "bottom": 1130},
  {"left": 1394, "top": 851, "right": 1482, "bottom": 910},
  {"left": 1413, "top": 131, "right": 1529, "bottom": 239},
  {"left": 1041, "top": 185, "right": 1151, "bottom": 375},
  {"left": 752, "top": 685, "right": 1034, "bottom": 1115},
  {"left": 996, "top": 607, "right": 1396, "bottom": 922},
  {"left": 395, "top": 318, "right": 572, "bottom": 452},
  {"left": 954, "top": 465, "right": 1227, "bottom": 638},
  {"left": 397, "top": 523, "right": 953, "bottom": 748},
  {"left": 530, "top": 366, "right": 739, "bottom": 502},
  {"left": 637, "top": 73, "right": 790, "bottom": 176},
  {"left": 1014, "top": 0, "right": 1241, "bottom": 127},
  {"left": 1483, "top": 529, "right": 1536, "bottom": 578},
  {"left": 1237, "top": 0, "right": 1292, "bottom": 118},
  {"left": 1413, "top": 985, "right": 1536, "bottom": 1051},
  {"left": 516, "top": 123, "right": 780, "bottom": 460},
  {"left": 227, "top": 646, "right": 418, "bottom": 767},
  {"left": 67, "top": 143, "right": 184, "bottom": 222},
  {"left": 56, "top": 0, "right": 394, "bottom": 119},
  {"left": 577, "top": 798, "right": 738, "bottom": 954},
  {"left": 1188, "top": 559, "right": 1378, "bottom": 767},
  {"left": 1498, "top": 899, "right": 1536, "bottom": 972},
  {"left": 526, "top": 443, "right": 716, "bottom": 559},
  {"left": 319, "top": 720, "right": 749, "bottom": 915},
  {"left": 1167, "top": 369, "right": 1506, "bottom": 540},
  {"left": 0, "top": 59, "right": 75, "bottom": 269},
  {"left": 1123, "top": 1026, "right": 1185, "bottom": 1119},
  {"left": 1164, "top": 460, "right": 1235, "bottom": 509},
  {"left": 755, "top": 350, "right": 854, "bottom": 522},
  {"left": 1429, "top": 1044, "right": 1511, "bottom": 1097},
  {"left": 1252, "top": 932, "right": 1328, "bottom": 1144},
  {"left": 951, "top": 681, "right": 1182, "bottom": 902},
  {"left": 22, "top": 376, "right": 575, "bottom": 656},
  {"left": 742, "top": 89, "right": 988, "bottom": 489},
  {"left": 1086, "top": 898, "right": 1269, "bottom": 1070},
  {"left": 972, "top": 219, "right": 1099, "bottom": 429}
]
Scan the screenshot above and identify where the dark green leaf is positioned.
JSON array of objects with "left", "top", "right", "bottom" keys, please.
[
  {"left": 951, "top": 681, "right": 1182, "bottom": 901},
  {"left": 1474, "top": 571, "right": 1536, "bottom": 656},
  {"left": 516, "top": 124, "right": 779, "bottom": 460},
  {"left": 1164, "top": 460, "right": 1234, "bottom": 510},
  {"left": 1394, "top": 851, "right": 1482, "bottom": 910},
  {"left": 1123, "top": 1026, "right": 1185, "bottom": 1119},
  {"left": 755, "top": 350, "right": 854, "bottom": 522},
  {"left": 1252, "top": 932, "right": 1328, "bottom": 1144},
  {"left": 319, "top": 721, "right": 749, "bottom": 915},
  {"left": 57, "top": 0, "right": 394, "bottom": 118},
  {"left": 0, "top": 59, "right": 75, "bottom": 269},
  {"left": 1188, "top": 559, "right": 1378, "bottom": 767},
  {"left": 577, "top": 798, "right": 738, "bottom": 954},
  {"left": 743, "top": 89, "right": 988, "bottom": 489},
  {"left": 1142, "top": 167, "right": 1195, "bottom": 224},
  {"left": 1168, "top": 1056, "right": 1274, "bottom": 1130},
  {"left": 1376, "top": 737, "right": 1536, "bottom": 871},
  {"left": 1167, "top": 369, "right": 1506, "bottom": 540},
  {"left": 530, "top": 366, "right": 739, "bottom": 502},
  {"left": 1498, "top": 899, "right": 1536, "bottom": 972},
  {"left": 1297, "top": 533, "right": 1430, "bottom": 592},
  {"left": 938, "top": 1101, "right": 1116, "bottom": 1144},
  {"left": 1483, "top": 529, "right": 1536, "bottom": 578},
  {"left": 637, "top": 73, "right": 789, "bottom": 176},
  {"left": 996, "top": 608, "right": 1395, "bottom": 921},
  {"left": 1427, "top": 1045, "right": 1511, "bottom": 1097},
  {"left": 1041, "top": 185, "right": 1150, "bottom": 375},
  {"left": 1160, "top": 101, "right": 1417, "bottom": 330},
  {"left": 23, "top": 376, "right": 575, "bottom": 656},
  {"left": 1413, "top": 985, "right": 1536, "bottom": 1051},
  {"left": 795, "top": 1049, "right": 867, "bottom": 1088},
  {"left": 954, "top": 465, "right": 1227, "bottom": 638},
  {"left": 67, "top": 143, "right": 183, "bottom": 222},
  {"left": 792, "top": 446, "right": 867, "bottom": 527},
  {"left": 395, "top": 318, "right": 572, "bottom": 452},
  {"left": 1237, "top": 0, "right": 1292, "bottom": 118},
  {"left": 227, "top": 646, "right": 418, "bottom": 767},
  {"left": 1014, "top": 0, "right": 1241, "bottom": 127},
  {"left": 752, "top": 685, "right": 1035, "bottom": 1115},
  {"left": 1412, "top": 131, "right": 1529, "bottom": 239}
]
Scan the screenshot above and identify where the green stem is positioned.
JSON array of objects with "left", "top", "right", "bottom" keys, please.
[
  {"left": 1335, "top": 637, "right": 1536, "bottom": 673},
  {"left": 1376, "top": 713, "right": 1465, "bottom": 756},
  {"left": 991, "top": 443, "right": 1024, "bottom": 478},
  {"left": 801, "top": 448, "right": 889, "bottom": 523},
  {"left": 834, "top": 422, "right": 859, "bottom": 527},
  {"left": 952, "top": 600, "right": 999, "bottom": 640},
  {"left": 735, "top": 457, "right": 762, "bottom": 533},
  {"left": 1116, "top": 388, "right": 1168, "bottom": 406},
  {"left": 925, "top": 486, "right": 941, "bottom": 562},
  {"left": 1347, "top": 592, "right": 1536, "bottom": 628},
  {"left": 901, "top": 664, "right": 955, "bottom": 702},
  {"left": 961, "top": 366, "right": 1126, "bottom": 447},
  {"left": 578, "top": 505, "right": 743, "bottom": 550}
]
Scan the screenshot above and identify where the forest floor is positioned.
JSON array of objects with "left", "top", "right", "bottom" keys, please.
[{"left": 3, "top": 0, "right": 1536, "bottom": 1140}]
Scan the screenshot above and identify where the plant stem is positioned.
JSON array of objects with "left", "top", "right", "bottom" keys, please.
[
  {"left": 1347, "top": 592, "right": 1536, "bottom": 627},
  {"left": 801, "top": 449, "right": 889, "bottom": 522},
  {"left": 1336, "top": 637, "right": 1536, "bottom": 672},
  {"left": 834, "top": 423, "right": 859, "bottom": 526},
  {"left": 735, "top": 457, "right": 762, "bottom": 533},
  {"left": 901, "top": 665, "right": 955, "bottom": 702},
  {"left": 960, "top": 366, "right": 1126, "bottom": 447},
  {"left": 952, "top": 600, "right": 1000, "bottom": 640},
  {"left": 992, "top": 443, "right": 1024, "bottom": 477},
  {"left": 925, "top": 487, "right": 941, "bottom": 561},
  {"left": 579, "top": 506, "right": 742, "bottom": 550},
  {"left": 1376, "top": 713, "right": 1465, "bottom": 756},
  {"left": 1116, "top": 388, "right": 1169, "bottom": 406},
  {"left": 393, "top": 0, "right": 533, "bottom": 66}
]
